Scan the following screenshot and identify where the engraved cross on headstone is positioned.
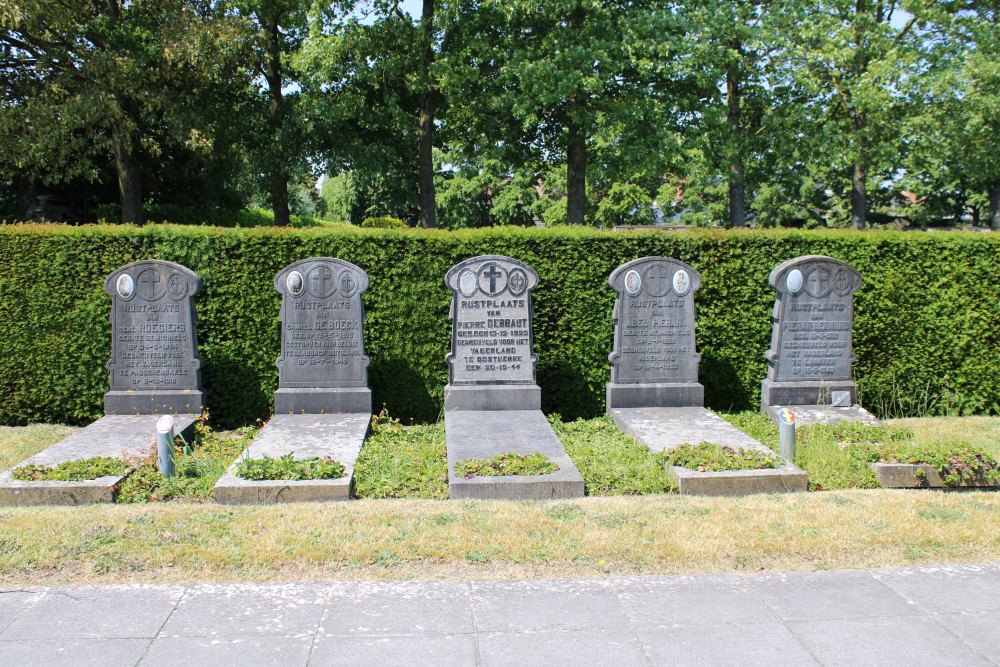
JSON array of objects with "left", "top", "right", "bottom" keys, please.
[
  {"left": 807, "top": 269, "right": 829, "bottom": 296},
  {"left": 138, "top": 271, "right": 161, "bottom": 299},
  {"left": 483, "top": 263, "right": 502, "bottom": 294},
  {"left": 647, "top": 266, "right": 670, "bottom": 294},
  {"left": 310, "top": 266, "right": 333, "bottom": 295}
]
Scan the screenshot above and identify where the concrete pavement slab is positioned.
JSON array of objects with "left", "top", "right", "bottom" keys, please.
[
  {"left": 158, "top": 583, "right": 327, "bottom": 638},
  {"left": 786, "top": 615, "right": 995, "bottom": 666},
  {"left": 0, "top": 590, "right": 45, "bottom": 635},
  {"left": 310, "top": 633, "right": 478, "bottom": 667},
  {"left": 139, "top": 636, "right": 313, "bottom": 666},
  {"left": 636, "top": 621, "right": 820, "bottom": 667},
  {"left": 471, "top": 579, "right": 625, "bottom": 633},
  {"left": 478, "top": 628, "right": 649, "bottom": 667},
  {"left": 322, "top": 581, "right": 474, "bottom": 636},
  {"left": 0, "top": 586, "right": 183, "bottom": 640},
  {"left": 614, "top": 574, "right": 780, "bottom": 627},
  {"left": 0, "top": 638, "right": 151, "bottom": 666},
  {"left": 873, "top": 563, "right": 1000, "bottom": 614},
  {"left": 934, "top": 612, "right": 1000, "bottom": 660},
  {"left": 749, "top": 570, "right": 920, "bottom": 621}
]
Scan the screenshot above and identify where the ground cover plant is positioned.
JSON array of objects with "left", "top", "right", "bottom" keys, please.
[
  {"left": 665, "top": 442, "right": 781, "bottom": 472},
  {"left": 846, "top": 441, "right": 1000, "bottom": 487},
  {"left": 235, "top": 454, "right": 345, "bottom": 481},
  {"left": 454, "top": 453, "right": 558, "bottom": 478},
  {"left": 12, "top": 456, "right": 125, "bottom": 481},
  {"left": 352, "top": 411, "right": 449, "bottom": 499},
  {"left": 550, "top": 416, "right": 675, "bottom": 495}
]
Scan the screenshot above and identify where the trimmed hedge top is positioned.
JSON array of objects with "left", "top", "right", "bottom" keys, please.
[{"left": 0, "top": 224, "right": 997, "bottom": 427}]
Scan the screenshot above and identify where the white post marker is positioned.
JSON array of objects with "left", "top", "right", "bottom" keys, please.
[
  {"left": 778, "top": 408, "right": 796, "bottom": 463},
  {"left": 156, "top": 415, "right": 176, "bottom": 478}
]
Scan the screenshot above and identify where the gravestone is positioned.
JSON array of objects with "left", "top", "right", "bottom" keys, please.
[
  {"left": 606, "top": 257, "right": 704, "bottom": 408},
  {"left": 444, "top": 255, "right": 540, "bottom": 411},
  {"left": 0, "top": 260, "right": 203, "bottom": 506},
  {"left": 442, "top": 255, "right": 584, "bottom": 499},
  {"left": 104, "top": 260, "right": 204, "bottom": 414},
  {"left": 760, "top": 255, "right": 878, "bottom": 425},
  {"left": 214, "top": 257, "right": 372, "bottom": 504},
  {"left": 605, "top": 257, "right": 807, "bottom": 495},
  {"left": 273, "top": 257, "right": 372, "bottom": 414}
]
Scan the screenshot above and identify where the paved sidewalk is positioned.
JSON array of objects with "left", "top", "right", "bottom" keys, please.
[{"left": 1, "top": 563, "right": 998, "bottom": 666}]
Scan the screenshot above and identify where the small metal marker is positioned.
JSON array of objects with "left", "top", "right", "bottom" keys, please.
[
  {"left": 156, "top": 415, "right": 176, "bottom": 478},
  {"left": 778, "top": 408, "right": 796, "bottom": 462}
]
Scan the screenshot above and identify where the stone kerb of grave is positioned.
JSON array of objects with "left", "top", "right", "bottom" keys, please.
[
  {"left": 102, "top": 259, "right": 204, "bottom": 415},
  {"left": 272, "top": 257, "right": 372, "bottom": 414},
  {"left": 444, "top": 255, "right": 541, "bottom": 411},
  {"left": 606, "top": 256, "right": 704, "bottom": 409},
  {"left": 761, "top": 255, "right": 862, "bottom": 410}
]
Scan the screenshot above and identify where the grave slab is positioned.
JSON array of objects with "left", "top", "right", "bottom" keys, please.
[
  {"left": 610, "top": 407, "right": 807, "bottom": 496},
  {"left": 762, "top": 403, "right": 880, "bottom": 426},
  {"left": 871, "top": 462, "right": 1000, "bottom": 489},
  {"left": 0, "top": 414, "right": 197, "bottom": 506},
  {"left": 217, "top": 258, "right": 373, "bottom": 504},
  {"left": 446, "top": 410, "right": 584, "bottom": 499},
  {"left": 214, "top": 414, "right": 368, "bottom": 504},
  {"left": 443, "top": 255, "right": 583, "bottom": 499}
]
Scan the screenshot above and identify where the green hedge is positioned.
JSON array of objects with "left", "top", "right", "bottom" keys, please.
[{"left": 0, "top": 224, "right": 997, "bottom": 427}]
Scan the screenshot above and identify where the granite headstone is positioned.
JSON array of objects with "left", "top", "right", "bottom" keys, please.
[
  {"left": 272, "top": 257, "right": 372, "bottom": 414},
  {"left": 444, "top": 255, "right": 540, "bottom": 410},
  {"left": 103, "top": 260, "right": 204, "bottom": 415},
  {"left": 760, "top": 255, "right": 862, "bottom": 411},
  {"left": 606, "top": 257, "right": 704, "bottom": 408}
]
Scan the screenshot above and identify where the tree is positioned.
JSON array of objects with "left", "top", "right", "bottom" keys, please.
[{"left": 0, "top": 0, "right": 239, "bottom": 223}]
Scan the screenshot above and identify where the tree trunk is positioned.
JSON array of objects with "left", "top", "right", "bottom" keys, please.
[
  {"left": 417, "top": 0, "right": 437, "bottom": 229},
  {"left": 566, "top": 122, "right": 586, "bottom": 225},
  {"left": 113, "top": 123, "right": 143, "bottom": 224},
  {"left": 990, "top": 184, "right": 1000, "bottom": 231},
  {"left": 850, "top": 112, "right": 866, "bottom": 230},
  {"left": 726, "top": 54, "right": 746, "bottom": 228},
  {"left": 266, "top": 18, "right": 290, "bottom": 228}
]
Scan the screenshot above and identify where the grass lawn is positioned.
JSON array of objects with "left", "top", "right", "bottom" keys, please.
[{"left": 0, "top": 414, "right": 997, "bottom": 584}]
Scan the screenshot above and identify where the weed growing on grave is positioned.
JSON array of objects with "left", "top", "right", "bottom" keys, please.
[
  {"left": 550, "top": 415, "right": 675, "bottom": 495},
  {"left": 235, "top": 454, "right": 346, "bottom": 481},
  {"left": 353, "top": 410, "right": 448, "bottom": 499},
  {"left": 115, "top": 421, "right": 255, "bottom": 503},
  {"left": 455, "top": 452, "right": 558, "bottom": 478},
  {"left": 665, "top": 442, "right": 781, "bottom": 472},
  {"left": 12, "top": 456, "right": 126, "bottom": 481},
  {"left": 846, "top": 440, "right": 1000, "bottom": 487}
]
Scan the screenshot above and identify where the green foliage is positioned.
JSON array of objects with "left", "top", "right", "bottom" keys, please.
[
  {"left": 0, "top": 225, "right": 997, "bottom": 428},
  {"left": 665, "top": 442, "right": 781, "bottom": 472},
  {"left": 551, "top": 415, "right": 675, "bottom": 495},
  {"left": 454, "top": 452, "right": 558, "bottom": 478},
  {"left": 595, "top": 183, "right": 654, "bottom": 227},
  {"left": 115, "top": 424, "right": 254, "bottom": 503},
  {"left": 846, "top": 440, "right": 1000, "bottom": 487},
  {"left": 360, "top": 216, "right": 408, "bottom": 229},
  {"left": 235, "top": 453, "right": 345, "bottom": 481},
  {"left": 352, "top": 413, "right": 449, "bottom": 499},
  {"left": 12, "top": 456, "right": 126, "bottom": 481}
]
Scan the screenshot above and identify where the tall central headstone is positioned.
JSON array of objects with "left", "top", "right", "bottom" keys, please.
[
  {"left": 442, "top": 255, "right": 584, "bottom": 499},
  {"left": 759, "top": 255, "right": 876, "bottom": 424},
  {"left": 103, "top": 260, "right": 204, "bottom": 415},
  {"left": 606, "top": 257, "right": 703, "bottom": 408},
  {"left": 273, "top": 257, "right": 371, "bottom": 414},
  {"left": 444, "top": 255, "right": 540, "bottom": 410},
  {"left": 214, "top": 257, "right": 373, "bottom": 504}
]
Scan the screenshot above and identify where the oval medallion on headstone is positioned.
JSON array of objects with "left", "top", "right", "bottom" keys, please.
[
  {"left": 672, "top": 269, "right": 691, "bottom": 296},
  {"left": 167, "top": 273, "right": 187, "bottom": 300},
  {"left": 338, "top": 270, "right": 358, "bottom": 297},
  {"left": 287, "top": 271, "right": 304, "bottom": 295},
  {"left": 508, "top": 268, "right": 527, "bottom": 296},
  {"left": 116, "top": 274, "right": 134, "bottom": 299},
  {"left": 624, "top": 270, "right": 642, "bottom": 295},
  {"left": 458, "top": 269, "right": 477, "bottom": 297},
  {"left": 786, "top": 269, "right": 803, "bottom": 294}
]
